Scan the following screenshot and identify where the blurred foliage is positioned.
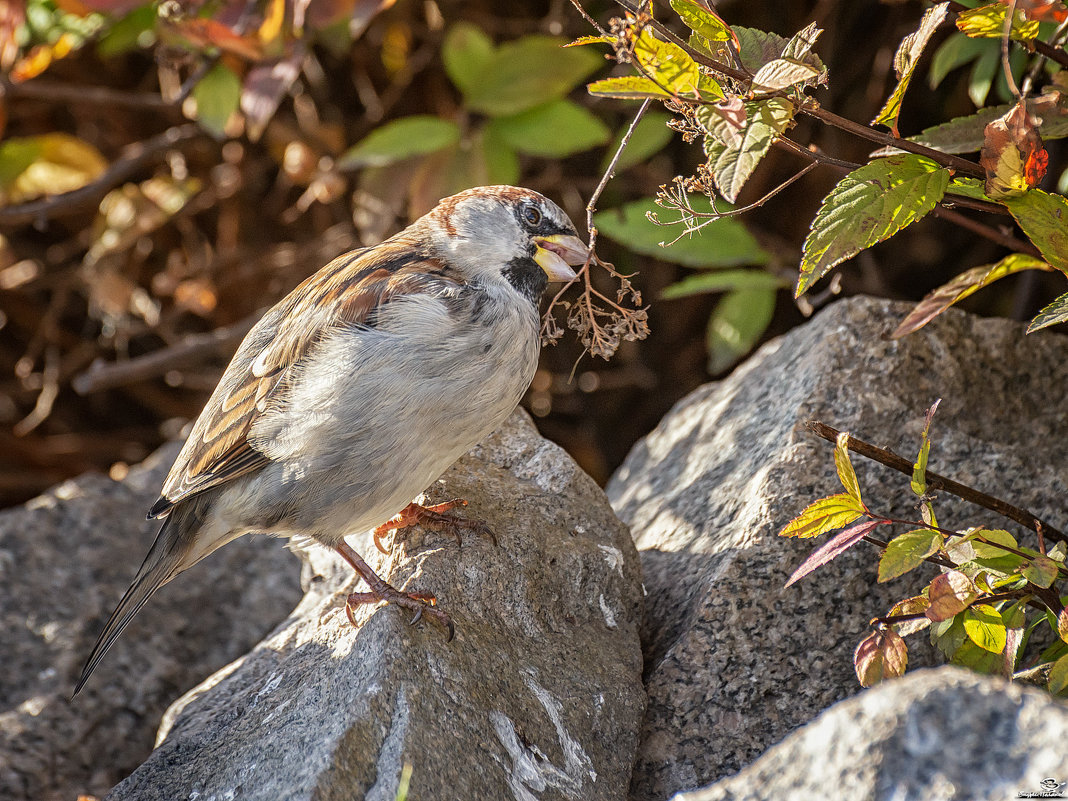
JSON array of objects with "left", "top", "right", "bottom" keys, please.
[{"left": 1, "top": 0, "right": 1068, "bottom": 509}]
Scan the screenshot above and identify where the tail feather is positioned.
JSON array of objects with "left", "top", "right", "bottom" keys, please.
[{"left": 74, "top": 516, "right": 186, "bottom": 696}]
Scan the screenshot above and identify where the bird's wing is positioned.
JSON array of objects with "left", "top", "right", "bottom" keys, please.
[{"left": 150, "top": 236, "right": 459, "bottom": 517}]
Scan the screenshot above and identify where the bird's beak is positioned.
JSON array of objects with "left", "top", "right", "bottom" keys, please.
[{"left": 534, "top": 233, "right": 588, "bottom": 282}]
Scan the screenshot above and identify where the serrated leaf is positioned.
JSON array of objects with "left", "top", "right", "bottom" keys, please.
[
  {"left": 1029, "top": 290, "right": 1068, "bottom": 332},
  {"left": 661, "top": 269, "right": 787, "bottom": 299},
  {"left": 854, "top": 628, "right": 908, "bottom": 687},
  {"left": 699, "top": 98, "right": 795, "bottom": 202},
  {"left": 488, "top": 99, "right": 609, "bottom": 158},
  {"left": 603, "top": 111, "right": 674, "bottom": 172},
  {"left": 893, "top": 254, "right": 1051, "bottom": 337},
  {"left": 594, "top": 196, "right": 770, "bottom": 268},
  {"left": 1050, "top": 653, "right": 1068, "bottom": 694},
  {"left": 442, "top": 22, "right": 494, "bottom": 98},
  {"left": 879, "top": 529, "right": 943, "bottom": 582},
  {"left": 779, "top": 493, "right": 864, "bottom": 539},
  {"left": 1003, "top": 190, "right": 1068, "bottom": 276},
  {"left": 833, "top": 431, "right": 861, "bottom": 502},
  {"left": 926, "top": 570, "right": 976, "bottom": 621},
  {"left": 1019, "top": 554, "right": 1060, "bottom": 587},
  {"left": 566, "top": 35, "right": 613, "bottom": 47},
  {"left": 889, "top": 595, "right": 932, "bottom": 636},
  {"left": 900, "top": 99, "right": 1068, "bottom": 155},
  {"left": 632, "top": 27, "right": 702, "bottom": 98},
  {"left": 785, "top": 519, "right": 883, "bottom": 587},
  {"left": 874, "top": 3, "right": 950, "bottom": 134},
  {"left": 963, "top": 603, "right": 1007, "bottom": 653},
  {"left": 732, "top": 24, "right": 825, "bottom": 77},
  {"left": 670, "top": 0, "right": 734, "bottom": 43},
  {"left": 797, "top": 155, "right": 951, "bottom": 296},
  {"left": 706, "top": 287, "right": 775, "bottom": 373},
  {"left": 981, "top": 102, "right": 1049, "bottom": 198},
  {"left": 1058, "top": 608, "right": 1068, "bottom": 643},
  {"left": 751, "top": 58, "right": 820, "bottom": 93},
  {"left": 338, "top": 116, "right": 461, "bottom": 169},
  {"left": 957, "top": 3, "right": 1041, "bottom": 40},
  {"left": 587, "top": 76, "right": 674, "bottom": 101},
  {"left": 461, "top": 35, "right": 602, "bottom": 116}
]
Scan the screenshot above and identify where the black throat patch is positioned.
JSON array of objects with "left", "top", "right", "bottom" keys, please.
[{"left": 502, "top": 255, "right": 548, "bottom": 303}]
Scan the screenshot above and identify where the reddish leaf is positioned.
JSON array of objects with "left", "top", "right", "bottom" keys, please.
[
  {"left": 925, "top": 570, "right": 976, "bottom": 622},
  {"left": 785, "top": 519, "right": 884, "bottom": 587},
  {"left": 1008, "top": 0, "right": 1068, "bottom": 23},
  {"left": 0, "top": 0, "right": 23, "bottom": 71},
  {"left": 855, "top": 629, "right": 908, "bottom": 687},
  {"left": 162, "top": 17, "right": 264, "bottom": 62},
  {"left": 241, "top": 45, "right": 305, "bottom": 141},
  {"left": 980, "top": 101, "right": 1048, "bottom": 198}
]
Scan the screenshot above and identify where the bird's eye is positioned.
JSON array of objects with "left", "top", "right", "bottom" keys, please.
[{"left": 522, "top": 205, "right": 542, "bottom": 227}]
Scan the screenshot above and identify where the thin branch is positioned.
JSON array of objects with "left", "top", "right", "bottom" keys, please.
[
  {"left": 931, "top": 206, "right": 1042, "bottom": 256},
  {"left": 0, "top": 124, "right": 202, "bottom": 227},
  {"left": 1, "top": 78, "right": 177, "bottom": 110},
  {"left": 805, "top": 420, "right": 1066, "bottom": 544}
]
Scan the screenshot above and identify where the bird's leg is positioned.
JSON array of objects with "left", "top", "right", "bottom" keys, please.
[
  {"left": 334, "top": 540, "right": 454, "bottom": 640},
  {"left": 373, "top": 498, "right": 497, "bottom": 555}
]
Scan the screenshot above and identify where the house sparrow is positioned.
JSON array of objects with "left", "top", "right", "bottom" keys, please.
[{"left": 75, "top": 185, "right": 588, "bottom": 694}]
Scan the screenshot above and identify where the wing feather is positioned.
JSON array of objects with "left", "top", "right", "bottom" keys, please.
[{"left": 151, "top": 233, "right": 458, "bottom": 518}]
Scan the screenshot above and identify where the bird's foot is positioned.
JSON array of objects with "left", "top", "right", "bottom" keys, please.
[
  {"left": 335, "top": 540, "right": 455, "bottom": 640},
  {"left": 373, "top": 498, "right": 496, "bottom": 554}
]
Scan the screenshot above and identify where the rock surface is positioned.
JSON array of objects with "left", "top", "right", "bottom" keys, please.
[
  {"left": 607, "top": 296, "right": 1068, "bottom": 800},
  {"left": 0, "top": 442, "right": 303, "bottom": 801},
  {"left": 674, "top": 667, "right": 1068, "bottom": 801},
  {"left": 108, "top": 410, "right": 645, "bottom": 801}
]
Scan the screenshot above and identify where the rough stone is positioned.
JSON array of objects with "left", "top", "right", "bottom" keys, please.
[
  {"left": 107, "top": 409, "right": 646, "bottom": 801},
  {"left": 0, "top": 442, "right": 303, "bottom": 801},
  {"left": 607, "top": 296, "right": 1068, "bottom": 800},
  {"left": 675, "top": 667, "right": 1068, "bottom": 801}
]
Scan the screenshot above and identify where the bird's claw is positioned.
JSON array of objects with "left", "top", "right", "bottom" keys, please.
[{"left": 372, "top": 498, "right": 497, "bottom": 554}]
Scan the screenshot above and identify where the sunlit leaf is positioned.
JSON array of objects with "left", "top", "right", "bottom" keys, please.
[
  {"left": 910, "top": 399, "right": 940, "bottom": 494},
  {"left": 595, "top": 196, "right": 770, "bottom": 268},
  {"left": 971, "top": 529, "right": 1018, "bottom": 558},
  {"left": 0, "top": 133, "right": 108, "bottom": 205},
  {"left": 888, "top": 596, "right": 932, "bottom": 636},
  {"left": 10, "top": 31, "right": 81, "bottom": 81},
  {"left": 873, "top": 3, "right": 949, "bottom": 135},
  {"left": 785, "top": 519, "right": 884, "bottom": 587},
  {"left": 797, "top": 155, "right": 950, "bottom": 296},
  {"left": 193, "top": 63, "right": 242, "bottom": 140},
  {"left": 338, "top": 116, "right": 461, "bottom": 169},
  {"left": 963, "top": 604, "right": 1007, "bottom": 653},
  {"left": 1028, "top": 290, "right": 1068, "bottom": 332},
  {"left": 1003, "top": 189, "right": 1068, "bottom": 276},
  {"left": 487, "top": 99, "right": 609, "bottom": 158},
  {"left": 1018, "top": 554, "right": 1060, "bottom": 587},
  {"left": 833, "top": 431, "right": 861, "bottom": 502},
  {"left": 706, "top": 287, "right": 775, "bottom": 373},
  {"left": 750, "top": 59, "right": 819, "bottom": 93},
  {"left": 670, "top": 0, "right": 735, "bottom": 43},
  {"left": 957, "top": 3, "right": 1041, "bottom": 40},
  {"left": 779, "top": 493, "right": 864, "bottom": 539},
  {"left": 980, "top": 101, "right": 1049, "bottom": 198},
  {"left": 893, "top": 254, "right": 1051, "bottom": 337},
  {"left": 661, "top": 269, "right": 786, "bottom": 299},
  {"left": 1050, "top": 654, "right": 1068, "bottom": 695},
  {"left": 587, "top": 76, "right": 674, "bottom": 101},
  {"left": 899, "top": 97, "right": 1068, "bottom": 155},
  {"left": 732, "top": 23, "right": 825, "bottom": 78},
  {"left": 1059, "top": 607, "right": 1068, "bottom": 643},
  {"left": 879, "top": 529, "right": 942, "bottom": 582},
  {"left": 925, "top": 570, "right": 976, "bottom": 622},
  {"left": 699, "top": 98, "right": 795, "bottom": 202},
  {"left": 855, "top": 628, "right": 908, "bottom": 686},
  {"left": 632, "top": 27, "right": 702, "bottom": 98},
  {"left": 565, "top": 35, "right": 613, "bottom": 47}
]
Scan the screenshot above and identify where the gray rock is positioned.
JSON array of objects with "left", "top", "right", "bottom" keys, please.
[
  {"left": 674, "top": 667, "right": 1068, "bottom": 801},
  {"left": 0, "top": 441, "right": 303, "bottom": 801},
  {"left": 607, "top": 296, "right": 1068, "bottom": 800},
  {"left": 108, "top": 410, "right": 645, "bottom": 801}
]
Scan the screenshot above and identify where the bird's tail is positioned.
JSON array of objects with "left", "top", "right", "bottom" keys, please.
[{"left": 74, "top": 512, "right": 194, "bottom": 696}]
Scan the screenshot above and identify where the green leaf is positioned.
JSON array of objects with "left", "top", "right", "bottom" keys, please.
[
  {"left": 1019, "top": 555, "right": 1060, "bottom": 588},
  {"left": 968, "top": 41, "right": 1000, "bottom": 106},
  {"left": 972, "top": 529, "right": 1018, "bottom": 558},
  {"left": 956, "top": 3, "right": 1041, "bottom": 40},
  {"left": 603, "top": 111, "right": 674, "bottom": 172},
  {"left": 632, "top": 27, "right": 702, "bottom": 98},
  {"left": 873, "top": 3, "right": 950, "bottom": 133},
  {"left": 925, "top": 570, "right": 976, "bottom": 622},
  {"left": 893, "top": 254, "right": 1052, "bottom": 338},
  {"left": 661, "top": 269, "right": 786, "bottom": 300},
  {"left": 481, "top": 127, "right": 520, "bottom": 185},
  {"left": 462, "top": 35, "right": 603, "bottom": 116},
  {"left": 706, "top": 287, "right": 775, "bottom": 373},
  {"left": 487, "top": 99, "right": 609, "bottom": 158},
  {"left": 750, "top": 59, "right": 820, "bottom": 93},
  {"left": 587, "top": 76, "right": 674, "bottom": 101},
  {"left": 796, "top": 155, "right": 950, "bottom": 296},
  {"left": 193, "top": 63, "right": 241, "bottom": 140},
  {"left": 779, "top": 493, "right": 864, "bottom": 539},
  {"left": 699, "top": 98, "right": 796, "bottom": 202},
  {"left": 963, "top": 604, "right": 1007, "bottom": 653},
  {"left": 338, "top": 116, "right": 461, "bottom": 169},
  {"left": 1028, "top": 290, "right": 1068, "bottom": 333},
  {"left": 96, "top": 4, "right": 157, "bottom": 57},
  {"left": 910, "top": 399, "right": 939, "bottom": 494},
  {"left": 900, "top": 100, "right": 1068, "bottom": 154},
  {"left": 594, "top": 196, "right": 771, "bottom": 268},
  {"left": 929, "top": 32, "right": 992, "bottom": 89},
  {"left": 732, "top": 23, "right": 825, "bottom": 77},
  {"left": 879, "top": 529, "right": 942, "bottom": 582},
  {"left": 1002, "top": 190, "right": 1068, "bottom": 276},
  {"left": 0, "top": 138, "right": 44, "bottom": 190},
  {"left": 833, "top": 431, "right": 862, "bottom": 503},
  {"left": 566, "top": 35, "right": 613, "bottom": 47},
  {"left": 670, "top": 0, "right": 733, "bottom": 42},
  {"left": 442, "top": 23, "right": 494, "bottom": 99},
  {"left": 1050, "top": 654, "right": 1068, "bottom": 695},
  {"left": 931, "top": 614, "right": 967, "bottom": 659},
  {"left": 951, "top": 639, "right": 1004, "bottom": 673}
]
